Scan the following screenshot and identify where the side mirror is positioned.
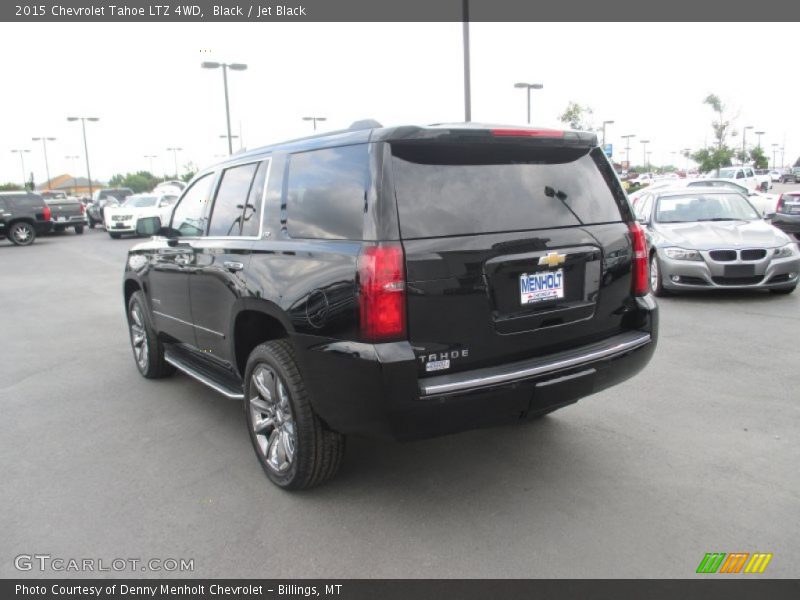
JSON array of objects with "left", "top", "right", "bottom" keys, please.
[{"left": 136, "top": 216, "right": 163, "bottom": 237}]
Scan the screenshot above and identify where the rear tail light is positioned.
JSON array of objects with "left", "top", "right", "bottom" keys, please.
[
  {"left": 358, "top": 243, "right": 407, "bottom": 342},
  {"left": 628, "top": 222, "right": 649, "bottom": 296},
  {"left": 491, "top": 128, "right": 565, "bottom": 138},
  {"left": 42, "top": 206, "right": 52, "bottom": 221},
  {"left": 776, "top": 194, "right": 785, "bottom": 214},
  {"left": 79, "top": 202, "right": 85, "bottom": 214}
]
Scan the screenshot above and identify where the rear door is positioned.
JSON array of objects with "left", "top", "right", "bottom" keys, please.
[
  {"left": 0, "top": 198, "right": 9, "bottom": 236},
  {"left": 188, "top": 159, "right": 269, "bottom": 364},
  {"left": 389, "top": 136, "right": 636, "bottom": 377}
]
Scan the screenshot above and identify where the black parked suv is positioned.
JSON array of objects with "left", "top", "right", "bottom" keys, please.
[
  {"left": 124, "top": 122, "right": 658, "bottom": 489},
  {"left": 0, "top": 191, "right": 53, "bottom": 245}
]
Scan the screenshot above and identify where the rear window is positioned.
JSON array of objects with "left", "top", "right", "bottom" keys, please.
[
  {"left": 390, "top": 143, "right": 625, "bottom": 238},
  {"left": 9, "top": 194, "right": 45, "bottom": 208},
  {"left": 285, "top": 144, "right": 369, "bottom": 240}
]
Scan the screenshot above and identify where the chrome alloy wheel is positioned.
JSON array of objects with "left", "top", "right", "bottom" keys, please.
[
  {"left": 650, "top": 254, "right": 659, "bottom": 292},
  {"left": 249, "top": 366, "right": 297, "bottom": 473},
  {"left": 12, "top": 223, "right": 33, "bottom": 243},
  {"left": 129, "top": 304, "right": 149, "bottom": 371}
]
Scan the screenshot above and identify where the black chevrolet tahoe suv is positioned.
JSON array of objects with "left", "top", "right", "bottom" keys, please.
[
  {"left": 0, "top": 191, "right": 53, "bottom": 245},
  {"left": 123, "top": 122, "right": 658, "bottom": 489}
]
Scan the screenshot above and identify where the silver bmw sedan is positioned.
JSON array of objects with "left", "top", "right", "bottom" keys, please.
[{"left": 633, "top": 187, "right": 799, "bottom": 295}]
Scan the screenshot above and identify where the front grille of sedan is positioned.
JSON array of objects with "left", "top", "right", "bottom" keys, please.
[
  {"left": 711, "top": 276, "right": 764, "bottom": 286},
  {"left": 740, "top": 249, "right": 767, "bottom": 261},
  {"left": 708, "top": 249, "right": 767, "bottom": 262},
  {"left": 709, "top": 250, "right": 737, "bottom": 262},
  {"left": 112, "top": 215, "right": 133, "bottom": 222}
]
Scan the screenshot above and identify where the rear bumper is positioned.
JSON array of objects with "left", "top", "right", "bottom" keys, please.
[{"left": 296, "top": 295, "right": 658, "bottom": 440}]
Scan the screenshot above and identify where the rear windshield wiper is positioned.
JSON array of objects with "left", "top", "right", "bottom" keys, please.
[{"left": 698, "top": 217, "right": 742, "bottom": 222}]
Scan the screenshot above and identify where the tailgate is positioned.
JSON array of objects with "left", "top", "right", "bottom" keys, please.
[{"left": 390, "top": 136, "right": 636, "bottom": 377}]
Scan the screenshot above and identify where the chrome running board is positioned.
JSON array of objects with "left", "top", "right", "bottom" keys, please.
[{"left": 164, "top": 349, "right": 244, "bottom": 400}]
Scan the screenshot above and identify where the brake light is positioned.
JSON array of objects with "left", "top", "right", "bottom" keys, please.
[
  {"left": 491, "top": 128, "right": 565, "bottom": 138},
  {"left": 358, "top": 243, "right": 407, "bottom": 342},
  {"left": 79, "top": 202, "right": 85, "bottom": 214},
  {"left": 628, "top": 222, "right": 649, "bottom": 296},
  {"left": 776, "top": 194, "right": 785, "bottom": 214},
  {"left": 42, "top": 205, "right": 52, "bottom": 221}
]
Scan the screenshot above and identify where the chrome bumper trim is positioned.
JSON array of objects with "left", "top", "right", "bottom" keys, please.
[{"left": 419, "top": 331, "right": 651, "bottom": 397}]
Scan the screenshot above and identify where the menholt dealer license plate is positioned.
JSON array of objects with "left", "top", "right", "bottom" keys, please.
[{"left": 520, "top": 269, "right": 565, "bottom": 304}]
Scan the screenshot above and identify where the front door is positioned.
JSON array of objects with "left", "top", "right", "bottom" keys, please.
[{"left": 147, "top": 172, "right": 216, "bottom": 346}]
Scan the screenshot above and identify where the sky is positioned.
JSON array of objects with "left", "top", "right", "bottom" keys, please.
[{"left": 0, "top": 21, "right": 797, "bottom": 186}]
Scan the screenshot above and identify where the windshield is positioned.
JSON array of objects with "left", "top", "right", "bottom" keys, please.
[
  {"left": 655, "top": 193, "right": 760, "bottom": 223},
  {"left": 716, "top": 168, "right": 738, "bottom": 178},
  {"left": 100, "top": 189, "right": 133, "bottom": 201},
  {"left": 123, "top": 196, "right": 158, "bottom": 208}
]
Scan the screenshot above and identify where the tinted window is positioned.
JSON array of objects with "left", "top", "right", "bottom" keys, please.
[
  {"left": 10, "top": 194, "right": 45, "bottom": 208},
  {"left": 242, "top": 160, "right": 268, "bottom": 237},
  {"left": 286, "top": 145, "right": 369, "bottom": 240},
  {"left": 391, "top": 144, "right": 624, "bottom": 238},
  {"left": 208, "top": 162, "right": 258, "bottom": 237},
  {"left": 171, "top": 174, "right": 214, "bottom": 236}
]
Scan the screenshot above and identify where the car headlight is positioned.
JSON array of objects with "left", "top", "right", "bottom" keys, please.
[
  {"left": 773, "top": 244, "right": 797, "bottom": 259},
  {"left": 663, "top": 247, "right": 703, "bottom": 261}
]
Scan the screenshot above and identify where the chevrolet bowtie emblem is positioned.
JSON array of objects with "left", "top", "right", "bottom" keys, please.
[{"left": 538, "top": 252, "right": 566, "bottom": 267}]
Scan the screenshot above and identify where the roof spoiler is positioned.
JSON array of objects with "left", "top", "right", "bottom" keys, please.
[{"left": 349, "top": 119, "right": 383, "bottom": 131}]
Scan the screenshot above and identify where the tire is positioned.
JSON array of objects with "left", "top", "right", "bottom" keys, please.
[
  {"left": 769, "top": 286, "right": 796, "bottom": 295},
  {"left": 126, "top": 291, "right": 175, "bottom": 379},
  {"left": 109, "top": 232, "right": 122, "bottom": 239},
  {"left": 8, "top": 221, "right": 36, "bottom": 246},
  {"left": 75, "top": 225, "right": 84, "bottom": 235},
  {"left": 649, "top": 252, "right": 669, "bottom": 297},
  {"left": 244, "top": 339, "right": 345, "bottom": 490}
]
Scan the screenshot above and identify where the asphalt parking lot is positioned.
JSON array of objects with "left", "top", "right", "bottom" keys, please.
[{"left": 1, "top": 204, "right": 799, "bottom": 578}]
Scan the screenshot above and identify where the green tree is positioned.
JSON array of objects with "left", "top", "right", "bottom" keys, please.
[
  {"left": 180, "top": 161, "right": 198, "bottom": 182},
  {"left": 750, "top": 146, "right": 768, "bottom": 170},
  {"left": 0, "top": 182, "right": 24, "bottom": 191},
  {"left": 559, "top": 101, "right": 594, "bottom": 131},
  {"left": 108, "top": 171, "right": 161, "bottom": 193},
  {"left": 689, "top": 94, "right": 737, "bottom": 174}
]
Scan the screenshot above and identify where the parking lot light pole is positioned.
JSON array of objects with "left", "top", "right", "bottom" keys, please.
[
  {"left": 67, "top": 116, "right": 99, "bottom": 198},
  {"left": 32, "top": 137, "right": 56, "bottom": 189},
  {"left": 771, "top": 144, "right": 779, "bottom": 169},
  {"left": 621, "top": 134, "right": 635, "bottom": 169},
  {"left": 682, "top": 148, "right": 691, "bottom": 173},
  {"left": 741, "top": 125, "right": 753, "bottom": 164},
  {"left": 513, "top": 82, "right": 544, "bottom": 124},
  {"left": 201, "top": 61, "right": 248, "bottom": 156},
  {"left": 601, "top": 120, "right": 614, "bottom": 147},
  {"left": 11, "top": 149, "right": 31, "bottom": 188},
  {"left": 302, "top": 117, "right": 327, "bottom": 131},
  {"left": 463, "top": 0, "right": 471, "bottom": 122},
  {"left": 144, "top": 154, "right": 158, "bottom": 175},
  {"left": 166, "top": 147, "right": 183, "bottom": 179},
  {"left": 640, "top": 139, "right": 650, "bottom": 169},
  {"left": 754, "top": 130, "right": 765, "bottom": 149}
]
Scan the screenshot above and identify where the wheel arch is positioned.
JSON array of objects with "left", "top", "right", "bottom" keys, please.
[{"left": 230, "top": 299, "right": 295, "bottom": 379}]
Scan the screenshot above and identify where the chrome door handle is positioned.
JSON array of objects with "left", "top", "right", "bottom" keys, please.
[{"left": 223, "top": 261, "right": 244, "bottom": 272}]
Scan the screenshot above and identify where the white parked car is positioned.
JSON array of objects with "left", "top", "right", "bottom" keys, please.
[
  {"left": 711, "top": 166, "right": 770, "bottom": 192},
  {"left": 769, "top": 170, "right": 783, "bottom": 183},
  {"left": 103, "top": 192, "right": 179, "bottom": 239}
]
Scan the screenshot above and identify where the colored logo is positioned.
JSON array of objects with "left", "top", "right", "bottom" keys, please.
[
  {"left": 696, "top": 552, "right": 772, "bottom": 574},
  {"left": 538, "top": 251, "right": 566, "bottom": 267}
]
